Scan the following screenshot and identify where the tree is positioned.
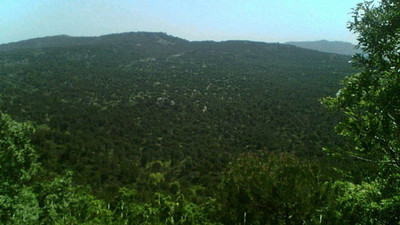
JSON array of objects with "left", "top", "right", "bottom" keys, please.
[
  {"left": 218, "top": 152, "right": 333, "bottom": 224},
  {"left": 38, "top": 172, "right": 113, "bottom": 225},
  {"left": 0, "top": 113, "right": 40, "bottom": 223},
  {"left": 0, "top": 113, "right": 39, "bottom": 190},
  {"left": 323, "top": 1, "right": 400, "bottom": 223},
  {"left": 323, "top": 0, "right": 400, "bottom": 169},
  {"left": 0, "top": 113, "right": 115, "bottom": 224},
  {"left": 115, "top": 187, "right": 221, "bottom": 225}
]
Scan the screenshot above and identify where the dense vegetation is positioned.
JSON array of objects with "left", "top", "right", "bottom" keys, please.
[
  {"left": 0, "top": 31, "right": 352, "bottom": 199},
  {"left": 1, "top": 0, "right": 399, "bottom": 224}
]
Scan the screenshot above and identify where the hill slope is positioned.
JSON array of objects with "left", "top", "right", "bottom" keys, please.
[{"left": 0, "top": 32, "right": 353, "bottom": 199}]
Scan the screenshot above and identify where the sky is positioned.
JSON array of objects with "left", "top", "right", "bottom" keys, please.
[{"left": 0, "top": 0, "right": 362, "bottom": 45}]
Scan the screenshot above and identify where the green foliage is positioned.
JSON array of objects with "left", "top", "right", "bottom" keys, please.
[
  {"left": 329, "top": 181, "right": 383, "bottom": 224},
  {"left": 323, "top": 0, "right": 400, "bottom": 168},
  {"left": 219, "top": 152, "right": 333, "bottom": 224},
  {"left": 322, "top": 0, "right": 400, "bottom": 223},
  {"left": 38, "top": 172, "right": 113, "bottom": 225},
  {"left": 327, "top": 177, "right": 400, "bottom": 225},
  {"left": 9, "top": 187, "right": 40, "bottom": 225},
  {"left": 0, "top": 113, "right": 39, "bottom": 222},
  {"left": 115, "top": 188, "right": 220, "bottom": 225},
  {"left": 0, "top": 113, "right": 38, "bottom": 189},
  {"left": 0, "top": 114, "right": 114, "bottom": 224}
]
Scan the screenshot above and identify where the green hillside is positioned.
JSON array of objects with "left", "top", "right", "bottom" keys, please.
[
  {"left": 0, "top": 32, "right": 353, "bottom": 192},
  {"left": 0, "top": 32, "right": 363, "bottom": 224},
  {"left": 1, "top": 0, "right": 399, "bottom": 223}
]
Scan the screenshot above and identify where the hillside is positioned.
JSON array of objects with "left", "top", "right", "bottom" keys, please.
[
  {"left": 0, "top": 32, "right": 353, "bottom": 201},
  {"left": 286, "top": 40, "right": 361, "bottom": 56}
]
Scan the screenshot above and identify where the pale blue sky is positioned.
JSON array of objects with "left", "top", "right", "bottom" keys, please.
[{"left": 0, "top": 0, "right": 361, "bottom": 44}]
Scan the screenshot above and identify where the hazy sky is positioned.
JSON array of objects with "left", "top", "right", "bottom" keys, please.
[{"left": 1, "top": 0, "right": 361, "bottom": 45}]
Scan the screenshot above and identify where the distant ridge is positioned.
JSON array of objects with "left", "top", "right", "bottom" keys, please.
[
  {"left": 0, "top": 32, "right": 188, "bottom": 51},
  {"left": 0, "top": 35, "right": 92, "bottom": 51},
  {"left": 1, "top": 32, "right": 360, "bottom": 57},
  {"left": 286, "top": 40, "right": 361, "bottom": 56}
]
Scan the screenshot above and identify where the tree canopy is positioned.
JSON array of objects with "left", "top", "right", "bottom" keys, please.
[
  {"left": 323, "top": 0, "right": 400, "bottom": 223},
  {"left": 324, "top": 0, "right": 400, "bottom": 169}
]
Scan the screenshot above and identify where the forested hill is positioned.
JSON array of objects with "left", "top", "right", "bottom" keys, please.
[
  {"left": 0, "top": 32, "right": 189, "bottom": 51},
  {"left": 286, "top": 40, "right": 361, "bottom": 56},
  {"left": 0, "top": 32, "right": 353, "bottom": 200},
  {"left": 0, "top": 32, "right": 192, "bottom": 53}
]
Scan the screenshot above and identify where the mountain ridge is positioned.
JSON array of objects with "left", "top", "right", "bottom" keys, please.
[
  {"left": 0, "top": 32, "right": 188, "bottom": 51},
  {"left": 286, "top": 40, "right": 361, "bottom": 56},
  {"left": 1, "top": 32, "right": 357, "bottom": 57}
]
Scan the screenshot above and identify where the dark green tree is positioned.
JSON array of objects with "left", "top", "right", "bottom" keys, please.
[{"left": 219, "top": 152, "right": 332, "bottom": 225}]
